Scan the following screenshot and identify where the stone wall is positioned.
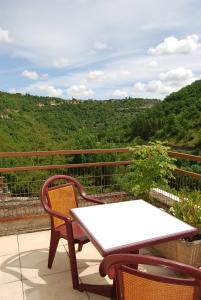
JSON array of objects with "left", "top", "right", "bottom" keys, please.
[{"left": 0, "top": 191, "right": 130, "bottom": 236}]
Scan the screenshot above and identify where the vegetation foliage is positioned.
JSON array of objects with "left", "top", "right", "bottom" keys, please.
[
  {"left": 1, "top": 80, "right": 201, "bottom": 153},
  {"left": 0, "top": 91, "right": 157, "bottom": 152},
  {"left": 119, "top": 141, "right": 176, "bottom": 200},
  {"left": 169, "top": 190, "right": 201, "bottom": 229},
  {"left": 129, "top": 80, "right": 201, "bottom": 151}
]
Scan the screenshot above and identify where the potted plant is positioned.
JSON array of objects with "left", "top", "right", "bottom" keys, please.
[
  {"left": 119, "top": 141, "right": 201, "bottom": 267},
  {"left": 154, "top": 189, "right": 201, "bottom": 267}
]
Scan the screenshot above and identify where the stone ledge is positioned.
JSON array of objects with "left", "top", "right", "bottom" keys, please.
[{"left": 150, "top": 188, "right": 180, "bottom": 207}]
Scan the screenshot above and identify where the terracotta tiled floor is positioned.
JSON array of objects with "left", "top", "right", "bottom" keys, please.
[{"left": 0, "top": 230, "right": 176, "bottom": 300}]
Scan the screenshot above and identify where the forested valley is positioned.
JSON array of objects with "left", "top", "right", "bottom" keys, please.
[
  {"left": 129, "top": 80, "right": 201, "bottom": 153},
  {"left": 0, "top": 92, "right": 157, "bottom": 151},
  {"left": 0, "top": 80, "right": 201, "bottom": 154},
  {"left": 0, "top": 80, "right": 201, "bottom": 192}
]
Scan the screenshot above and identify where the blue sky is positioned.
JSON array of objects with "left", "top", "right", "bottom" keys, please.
[{"left": 0, "top": 0, "right": 201, "bottom": 100}]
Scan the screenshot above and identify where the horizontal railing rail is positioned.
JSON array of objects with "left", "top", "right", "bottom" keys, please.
[
  {"left": 0, "top": 161, "right": 131, "bottom": 172},
  {"left": 1, "top": 164, "right": 201, "bottom": 180},
  {"left": 0, "top": 147, "right": 200, "bottom": 161},
  {"left": 168, "top": 151, "right": 201, "bottom": 162},
  {"left": 175, "top": 168, "right": 201, "bottom": 180},
  {"left": 0, "top": 148, "right": 129, "bottom": 157}
]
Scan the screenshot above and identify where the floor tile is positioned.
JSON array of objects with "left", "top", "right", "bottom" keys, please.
[
  {"left": 88, "top": 293, "right": 112, "bottom": 300},
  {"left": 140, "top": 247, "right": 153, "bottom": 255},
  {"left": 23, "top": 271, "right": 89, "bottom": 300},
  {"left": 77, "top": 243, "right": 102, "bottom": 262},
  {"left": 79, "top": 264, "right": 112, "bottom": 300},
  {"left": 0, "top": 235, "right": 19, "bottom": 256},
  {"left": 79, "top": 264, "right": 112, "bottom": 284},
  {"left": 0, "top": 253, "right": 21, "bottom": 284},
  {"left": 64, "top": 242, "right": 102, "bottom": 270},
  {"left": 20, "top": 245, "right": 70, "bottom": 280},
  {"left": 0, "top": 281, "right": 23, "bottom": 300},
  {"left": 60, "top": 238, "right": 68, "bottom": 246},
  {"left": 140, "top": 263, "right": 177, "bottom": 276},
  {"left": 18, "top": 230, "right": 51, "bottom": 252},
  {"left": 18, "top": 230, "right": 64, "bottom": 252}
]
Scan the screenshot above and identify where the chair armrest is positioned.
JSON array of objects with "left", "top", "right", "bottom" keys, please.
[
  {"left": 72, "top": 177, "right": 106, "bottom": 204},
  {"left": 81, "top": 194, "right": 106, "bottom": 204},
  {"left": 100, "top": 254, "right": 201, "bottom": 280},
  {"left": 43, "top": 204, "right": 72, "bottom": 223}
]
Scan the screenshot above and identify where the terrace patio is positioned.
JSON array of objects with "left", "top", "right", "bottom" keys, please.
[
  {"left": 0, "top": 230, "right": 179, "bottom": 300},
  {"left": 0, "top": 148, "right": 200, "bottom": 299}
]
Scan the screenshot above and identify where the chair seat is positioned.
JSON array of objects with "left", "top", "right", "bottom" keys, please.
[{"left": 55, "top": 222, "right": 89, "bottom": 243}]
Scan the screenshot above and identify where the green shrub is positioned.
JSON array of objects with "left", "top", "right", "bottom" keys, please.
[
  {"left": 120, "top": 141, "right": 176, "bottom": 200},
  {"left": 169, "top": 190, "right": 201, "bottom": 228}
]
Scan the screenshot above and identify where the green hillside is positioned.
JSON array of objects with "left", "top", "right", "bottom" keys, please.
[
  {"left": 129, "top": 80, "right": 201, "bottom": 150},
  {"left": 0, "top": 92, "right": 157, "bottom": 151},
  {"left": 1, "top": 80, "right": 200, "bottom": 154}
]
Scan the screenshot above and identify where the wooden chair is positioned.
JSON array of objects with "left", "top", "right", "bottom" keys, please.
[
  {"left": 100, "top": 254, "right": 201, "bottom": 300},
  {"left": 40, "top": 174, "right": 104, "bottom": 289}
]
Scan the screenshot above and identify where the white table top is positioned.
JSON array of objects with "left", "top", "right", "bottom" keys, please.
[{"left": 70, "top": 200, "right": 196, "bottom": 256}]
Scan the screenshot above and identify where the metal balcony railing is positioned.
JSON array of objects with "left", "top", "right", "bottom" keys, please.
[{"left": 0, "top": 148, "right": 200, "bottom": 235}]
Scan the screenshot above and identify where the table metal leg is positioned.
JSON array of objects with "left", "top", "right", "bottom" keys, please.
[
  {"left": 67, "top": 222, "right": 118, "bottom": 298},
  {"left": 79, "top": 281, "right": 116, "bottom": 298},
  {"left": 68, "top": 236, "right": 115, "bottom": 297}
]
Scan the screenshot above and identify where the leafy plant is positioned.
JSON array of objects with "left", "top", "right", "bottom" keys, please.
[
  {"left": 169, "top": 190, "right": 201, "bottom": 229},
  {"left": 119, "top": 141, "right": 176, "bottom": 200}
]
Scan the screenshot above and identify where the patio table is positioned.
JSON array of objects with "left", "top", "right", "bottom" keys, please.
[{"left": 69, "top": 199, "right": 197, "bottom": 297}]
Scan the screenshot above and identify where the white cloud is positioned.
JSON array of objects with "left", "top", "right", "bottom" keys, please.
[
  {"left": 148, "top": 34, "right": 201, "bottom": 55},
  {"left": 133, "top": 66, "right": 198, "bottom": 98},
  {"left": 118, "top": 69, "right": 131, "bottom": 78},
  {"left": 160, "top": 67, "right": 194, "bottom": 85},
  {"left": 94, "top": 41, "right": 109, "bottom": 50},
  {"left": 147, "top": 60, "right": 158, "bottom": 68},
  {"left": 147, "top": 81, "right": 173, "bottom": 94},
  {"left": 134, "top": 80, "right": 173, "bottom": 95},
  {"left": 38, "top": 85, "right": 63, "bottom": 97},
  {"left": 67, "top": 85, "right": 94, "bottom": 99},
  {"left": 9, "top": 88, "right": 17, "bottom": 94},
  {"left": 133, "top": 82, "right": 146, "bottom": 92},
  {"left": 0, "top": 27, "right": 12, "bottom": 43},
  {"left": 87, "top": 69, "right": 132, "bottom": 86},
  {"left": 52, "top": 58, "right": 69, "bottom": 68},
  {"left": 41, "top": 73, "right": 49, "bottom": 79},
  {"left": 87, "top": 70, "right": 106, "bottom": 81},
  {"left": 21, "top": 70, "right": 39, "bottom": 80},
  {"left": 113, "top": 89, "right": 128, "bottom": 98},
  {"left": 11, "top": 83, "right": 64, "bottom": 98}
]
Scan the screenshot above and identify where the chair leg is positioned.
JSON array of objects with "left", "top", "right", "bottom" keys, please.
[
  {"left": 66, "top": 223, "right": 80, "bottom": 290},
  {"left": 78, "top": 242, "right": 84, "bottom": 252},
  {"left": 48, "top": 230, "right": 60, "bottom": 269}
]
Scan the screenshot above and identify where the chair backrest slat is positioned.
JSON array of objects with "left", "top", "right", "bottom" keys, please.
[
  {"left": 47, "top": 184, "right": 77, "bottom": 228},
  {"left": 121, "top": 269, "right": 195, "bottom": 300}
]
